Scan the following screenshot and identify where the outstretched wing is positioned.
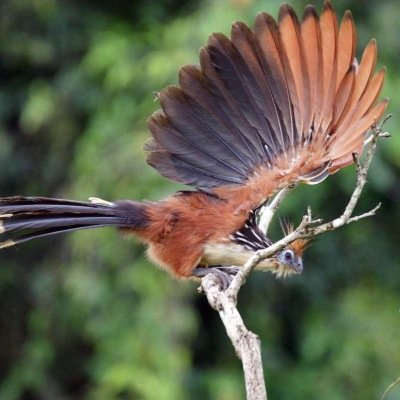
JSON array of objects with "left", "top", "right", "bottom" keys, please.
[{"left": 146, "top": 2, "right": 387, "bottom": 192}]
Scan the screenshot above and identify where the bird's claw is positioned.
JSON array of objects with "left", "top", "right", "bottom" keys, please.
[{"left": 193, "top": 266, "right": 239, "bottom": 291}]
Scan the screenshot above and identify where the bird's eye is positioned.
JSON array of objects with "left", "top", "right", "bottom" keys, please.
[{"left": 284, "top": 250, "right": 293, "bottom": 261}]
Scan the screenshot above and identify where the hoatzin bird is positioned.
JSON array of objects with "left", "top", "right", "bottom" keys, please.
[{"left": 0, "top": 2, "right": 387, "bottom": 279}]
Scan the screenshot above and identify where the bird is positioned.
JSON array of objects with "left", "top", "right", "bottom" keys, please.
[{"left": 0, "top": 2, "right": 387, "bottom": 279}]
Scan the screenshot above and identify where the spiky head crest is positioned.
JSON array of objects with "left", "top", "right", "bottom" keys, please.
[
  {"left": 287, "top": 238, "right": 313, "bottom": 256},
  {"left": 280, "top": 220, "right": 314, "bottom": 257}
]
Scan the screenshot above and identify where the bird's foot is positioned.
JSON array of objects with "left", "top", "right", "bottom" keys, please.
[{"left": 192, "top": 266, "right": 239, "bottom": 290}]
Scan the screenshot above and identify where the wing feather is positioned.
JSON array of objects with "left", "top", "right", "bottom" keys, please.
[
  {"left": 351, "top": 40, "right": 377, "bottom": 103},
  {"left": 199, "top": 48, "right": 265, "bottom": 163},
  {"left": 336, "top": 11, "right": 356, "bottom": 91},
  {"left": 254, "top": 12, "right": 294, "bottom": 152},
  {"left": 146, "top": 3, "right": 387, "bottom": 194},
  {"left": 334, "top": 66, "right": 385, "bottom": 142},
  {"left": 332, "top": 66, "right": 356, "bottom": 129},
  {"left": 231, "top": 21, "right": 283, "bottom": 156},
  {"left": 179, "top": 65, "right": 259, "bottom": 163},
  {"left": 301, "top": 6, "right": 322, "bottom": 142},
  {"left": 329, "top": 98, "right": 388, "bottom": 171},
  {"left": 279, "top": 4, "right": 310, "bottom": 142},
  {"left": 317, "top": 1, "right": 338, "bottom": 134}
]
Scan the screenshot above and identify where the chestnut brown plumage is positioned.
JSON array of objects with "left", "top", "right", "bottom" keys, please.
[{"left": 0, "top": 2, "right": 387, "bottom": 278}]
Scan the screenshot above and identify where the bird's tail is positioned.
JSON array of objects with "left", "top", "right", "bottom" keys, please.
[{"left": 0, "top": 196, "right": 148, "bottom": 249}]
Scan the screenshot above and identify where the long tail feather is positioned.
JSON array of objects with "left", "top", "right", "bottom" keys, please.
[{"left": 0, "top": 197, "right": 148, "bottom": 248}]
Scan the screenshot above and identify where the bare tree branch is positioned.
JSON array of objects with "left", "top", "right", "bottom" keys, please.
[
  {"left": 258, "top": 184, "right": 296, "bottom": 236},
  {"left": 199, "top": 115, "right": 391, "bottom": 400},
  {"left": 380, "top": 376, "right": 400, "bottom": 400},
  {"left": 199, "top": 275, "right": 267, "bottom": 400}
]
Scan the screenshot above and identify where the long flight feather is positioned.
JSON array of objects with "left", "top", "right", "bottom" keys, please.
[
  {"left": 254, "top": 12, "right": 294, "bottom": 153},
  {"left": 279, "top": 4, "right": 309, "bottom": 143},
  {"left": 336, "top": 11, "right": 356, "bottom": 91},
  {"left": 301, "top": 5, "right": 322, "bottom": 143},
  {"left": 317, "top": 1, "right": 338, "bottom": 134}
]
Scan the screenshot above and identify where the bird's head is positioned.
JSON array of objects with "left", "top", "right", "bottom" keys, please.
[
  {"left": 270, "top": 220, "right": 313, "bottom": 277},
  {"left": 273, "top": 238, "right": 312, "bottom": 278},
  {"left": 229, "top": 213, "right": 313, "bottom": 277}
]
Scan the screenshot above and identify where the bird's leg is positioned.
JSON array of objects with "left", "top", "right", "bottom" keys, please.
[{"left": 192, "top": 266, "right": 239, "bottom": 290}]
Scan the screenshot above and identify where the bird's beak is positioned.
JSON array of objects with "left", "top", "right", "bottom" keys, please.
[{"left": 292, "top": 257, "right": 303, "bottom": 273}]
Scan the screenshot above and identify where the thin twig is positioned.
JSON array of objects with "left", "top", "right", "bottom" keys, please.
[
  {"left": 200, "top": 117, "right": 391, "bottom": 400},
  {"left": 363, "top": 114, "right": 392, "bottom": 146},
  {"left": 258, "top": 185, "right": 296, "bottom": 236},
  {"left": 380, "top": 376, "right": 400, "bottom": 400},
  {"left": 227, "top": 119, "right": 388, "bottom": 301},
  {"left": 227, "top": 211, "right": 316, "bottom": 301}
]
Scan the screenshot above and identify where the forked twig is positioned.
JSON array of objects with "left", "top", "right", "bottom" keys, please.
[
  {"left": 200, "top": 116, "right": 391, "bottom": 400},
  {"left": 229, "top": 115, "right": 391, "bottom": 298}
]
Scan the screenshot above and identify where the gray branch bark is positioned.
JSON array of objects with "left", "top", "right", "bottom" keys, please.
[
  {"left": 200, "top": 275, "right": 267, "bottom": 400},
  {"left": 199, "top": 116, "right": 391, "bottom": 400}
]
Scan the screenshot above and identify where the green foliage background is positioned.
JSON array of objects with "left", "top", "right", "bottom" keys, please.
[{"left": 0, "top": 0, "right": 399, "bottom": 399}]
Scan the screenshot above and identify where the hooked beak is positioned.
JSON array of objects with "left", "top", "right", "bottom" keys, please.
[{"left": 292, "top": 257, "right": 303, "bottom": 273}]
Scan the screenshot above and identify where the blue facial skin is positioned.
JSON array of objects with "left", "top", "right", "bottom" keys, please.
[{"left": 277, "top": 249, "right": 303, "bottom": 273}]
